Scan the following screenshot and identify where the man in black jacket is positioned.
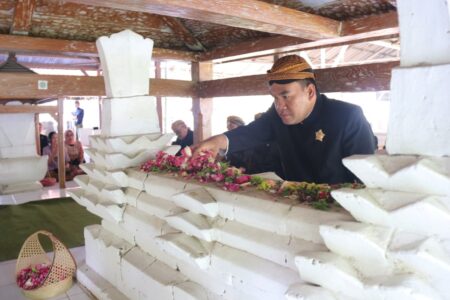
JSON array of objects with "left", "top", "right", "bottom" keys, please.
[
  {"left": 171, "top": 120, "right": 194, "bottom": 155},
  {"left": 193, "top": 55, "right": 375, "bottom": 184}
]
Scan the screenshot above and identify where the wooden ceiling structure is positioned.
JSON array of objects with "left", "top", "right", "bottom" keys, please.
[{"left": 0, "top": 0, "right": 400, "bottom": 141}]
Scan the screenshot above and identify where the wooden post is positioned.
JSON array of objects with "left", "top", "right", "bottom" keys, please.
[
  {"left": 155, "top": 61, "right": 163, "bottom": 131},
  {"left": 57, "top": 97, "right": 66, "bottom": 188},
  {"left": 191, "top": 61, "right": 213, "bottom": 143},
  {"left": 34, "top": 114, "right": 40, "bottom": 155}
]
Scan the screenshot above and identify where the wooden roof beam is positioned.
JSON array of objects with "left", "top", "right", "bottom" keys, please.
[
  {"left": 196, "top": 61, "right": 399, "bottom": 97},
  {"left": 160, "top": 16, "right": 206, "bottom": 51},
  {"left": 0, "top": 105, "right": 57, "bottom": 114},
  {"left": 0, "top": 73, "right": 195, "bottom": 99},
  {"left": 10, "top": 63, "right": 100, "bottom": 71},
  {"left": 66, "top": 0, "right": 341, "bottom": 40},
  {"left": 0, "top": 34, "right": 198, "bottom": 61},
  {"left": 200, "top": 11, "right": 399, "bottom": 62},
  {"left": 10, "top": 0, "right": 36, "bottom": 35}
]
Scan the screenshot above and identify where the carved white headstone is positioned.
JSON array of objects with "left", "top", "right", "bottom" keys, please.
[
  {"left": 96, "top": 29, "right": 153, "bottom": 98},
  {"left": 96, "top": 30, "right": 160, "bottom": 136},
  {"left": 0, "top": 102, "right": 47, "bottom": 195},
  {"left": 0, "top": 102, "right": 37, "bottom": 158}
]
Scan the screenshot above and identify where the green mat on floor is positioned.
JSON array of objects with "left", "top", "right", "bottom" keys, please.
[{"left": 0, "top": 197, "right": 101, "bottom": 262}]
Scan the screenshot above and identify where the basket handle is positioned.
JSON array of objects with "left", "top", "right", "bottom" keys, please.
[{"left": 15, "top": 230, "right": 77, "bottom": 279}]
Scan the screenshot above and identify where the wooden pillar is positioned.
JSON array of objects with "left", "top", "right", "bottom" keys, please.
[
  {"left": 57, "top": 97, "right": 66, "bottom": 188},
  {"left": 155, "top": 61, "right": 163, "bottom": 131},
  {"left": 191, "top": 61, "right": 213, "bottom": 143},
  {"left": 34, "top": 113, "right": 40, "bottom": 155}
]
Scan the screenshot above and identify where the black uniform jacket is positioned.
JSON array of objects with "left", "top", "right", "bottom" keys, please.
[
  {"left": 172, "top": 129, "right": 194, "bottom": 156},
  {"left": 224, "top": 94, "right": 375, "bottom": 184}
]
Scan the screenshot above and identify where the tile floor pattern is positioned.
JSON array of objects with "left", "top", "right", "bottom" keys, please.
[{"left": 0, "top": 247, "right": 96, "bottom": 300}]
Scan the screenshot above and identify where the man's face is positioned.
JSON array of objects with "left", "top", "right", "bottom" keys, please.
[
  {"left": 270, "top": 81, "right": 316, "bottom": 125},
  {"left": 173, "top": 125, "right": 188, "bottom": 140}
]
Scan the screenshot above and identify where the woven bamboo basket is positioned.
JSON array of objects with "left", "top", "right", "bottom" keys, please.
[{"left": 15, "top": 230, "right": 77, "bottom": 300}]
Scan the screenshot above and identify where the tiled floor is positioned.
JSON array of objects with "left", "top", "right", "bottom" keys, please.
[
  {"left": 0, "top": 181, "right": 79, "bottom": 206},
  {"left": 0, "top": 246, "right": 96, "bottom": 300}
]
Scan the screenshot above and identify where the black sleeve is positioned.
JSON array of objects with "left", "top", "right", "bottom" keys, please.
[
  {"left": 186, "top": 130, "right": 194, "bottom": 146},
  {"left": 224, "top": 109, "right": 276, "bottom": 154},
  {"left": 342, "top": 106, "right": 376, "bottom": 157}
]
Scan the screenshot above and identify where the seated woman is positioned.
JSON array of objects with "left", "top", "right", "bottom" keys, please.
[
  {"left": 42, "top": 131, "right": 70, "bottom": 180},
  {"left": 64, "top": 129, "right": 85, "bottom": 177}
]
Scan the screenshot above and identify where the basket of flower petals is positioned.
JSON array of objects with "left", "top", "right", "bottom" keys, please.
[{"left": 15, "top": 230, "right": 76, "bottom": 299}]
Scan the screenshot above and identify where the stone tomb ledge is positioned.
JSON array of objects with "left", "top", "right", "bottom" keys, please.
[
  {"left": 343, "top": 155, "right": 450, "bottom": 196},
  {"left": 69, "top": 171, "right": 341, "bottom": 271},
  {"left": 0, "top": 156, "right": 47, "bottom": 194},
  {"left": 80, "top": 224, "right": 296, "bottom": 300},
  {"left": 71, "top": 169, "right": 353, "bottom": 245},
  {"left": 71, "top": 169, "right": 354, "bottom": 299}
]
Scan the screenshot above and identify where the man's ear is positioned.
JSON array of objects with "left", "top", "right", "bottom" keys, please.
[{"left": 306, "top": 83, "right": 316, "bottom": 100}]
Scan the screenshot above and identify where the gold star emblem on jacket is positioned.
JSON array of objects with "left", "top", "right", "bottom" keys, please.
[{"left": 315, "top": 129, "right": 325, "bottom": 142}]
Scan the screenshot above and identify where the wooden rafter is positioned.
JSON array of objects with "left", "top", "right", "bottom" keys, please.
[
  {"left": 0, "top": 34, "right": 197, "bottom": 61},
  {"left": 369, "top": 40, "right": 400, "bottom": 51},
  {"left": 300, "top": 51, "right": 315, "bottom": 68},
  {"left": 332, "top": 45, "right": 348, "bottom": 67},
  {"left": 0, "top": 73, "right": 195, "bottom": 99},
  {"left": 17, "top": 63, "right": 99, "bottom": 71},
  {"left": 0, "top": 105, "right": 57, "bottom": 114},
  {"left": 66, "top": 0, "right": 341, "bottom": 40},
  {"left": 199, "top": 11, "right": 399, "bottom": 62},
  {"left": 160, "top": 16, "right": 206, "bottom": 51},
  {"left": 10, "top": 0, "right": 36, "bottom": 35},
  {"left": 196, "top": 61, "right": 399, "bottom": 98},
  {"left": 320, "top": 48, "right": 326, "bottom": 68},
  {"left": 341, "top": 11, "right": 398, "bottom": 36}
]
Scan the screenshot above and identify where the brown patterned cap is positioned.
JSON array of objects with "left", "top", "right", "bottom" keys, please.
[{"left": 267, "top": 55, "right": 315, "bottom": 81}]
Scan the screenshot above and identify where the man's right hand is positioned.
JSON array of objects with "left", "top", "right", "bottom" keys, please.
[{"left": 191, "top": 134, "right": 228, "bottom": 158}]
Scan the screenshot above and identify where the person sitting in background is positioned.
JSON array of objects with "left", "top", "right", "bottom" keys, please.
[
  {"left": 64, "top": 129, "right": 85, "bottom": 176},
  {"left": 38, "top": 122, "right": 48, "bottom": 155},
  {"left": 42, "top": 131, "right": 69, "bottom": 180},
  {"left": 226, "top": 115, "right": 245, "bottom": 131},
  {"left": 171, "top": 120, "right": 194, "bottom": 155}
]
